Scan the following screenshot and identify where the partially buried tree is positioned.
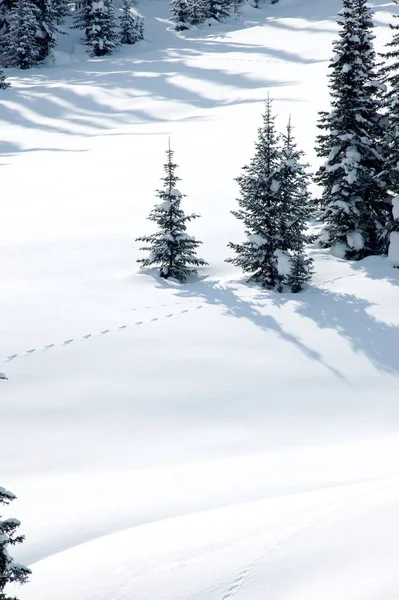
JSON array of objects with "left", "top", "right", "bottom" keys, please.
[
  {"left": 136, "top": 142, "right": 208, "bottom": 282},
  {"left": 0, "top": 487, "right": 31, "bottom": 600}
]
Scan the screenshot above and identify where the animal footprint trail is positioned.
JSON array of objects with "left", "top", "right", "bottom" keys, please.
[{"left": 1, "top": 304, "right": 204, "bottom": 367}]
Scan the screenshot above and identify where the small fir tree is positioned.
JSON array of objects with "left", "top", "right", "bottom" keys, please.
[
  {"left": 227, "top": 99, "right": 285, "bottom": 290},
  {"left": 170, "top": 0, "right": 191, "bottom": 30},
  {"left": 3, "top": 0, "right": 41, "bottom": 69},
  {"left": 0, "top": 487, "right": 31, "bottom": 600},
  {"left": 119, "top": 0, "right": 141, "bottom": 44},
  {"left": 136, "top": 142, "right": 208, "bottom": 282},
  {"left": 0, "top": 67, "right": 9, "bottom": 90},
  {"left": 315, "top": 0, "right": 390, "bottom": 260}
]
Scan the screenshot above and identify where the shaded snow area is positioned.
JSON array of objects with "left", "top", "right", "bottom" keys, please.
[{"left": 2, "top": 0, "right": 399, "bottom": 599}]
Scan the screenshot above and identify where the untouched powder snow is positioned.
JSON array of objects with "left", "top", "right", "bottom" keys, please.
[{"left": 2, "top": 0, "right": 399, "bottom": 599}]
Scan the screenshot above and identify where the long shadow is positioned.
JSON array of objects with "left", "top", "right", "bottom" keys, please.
[
  {"left": 153, "top": 275, "right": 348, "bottom": 382},
  {"left": 0, "top": 10, "right": 314, "bottom": 148},
  {"left": 291, "top": 287, "right": 399, "bottom": 375},
  {"left": 154, "top": 271, "right": 399, "bottom": 376}
]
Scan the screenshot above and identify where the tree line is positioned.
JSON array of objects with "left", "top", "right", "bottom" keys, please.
[
  {"left": 170, "top": 0, "right": 279, "bottom": 30},
  {"left": 136, "top": 0, "right": 399, "bottom": 292},
  {"left": 0, "top": 0, "right": 143, "bottom": 74}
]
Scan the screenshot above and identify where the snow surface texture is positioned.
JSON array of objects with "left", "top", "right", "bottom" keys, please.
[
  {"left": 388, "top": 231, "right": 399, "bottom": 266},
  {"left": 2, "top": 0, "right": 399, "bottom": 599}
]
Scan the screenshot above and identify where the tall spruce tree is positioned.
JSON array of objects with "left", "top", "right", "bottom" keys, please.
[
  {"left": 315, "top": 0, "right": 390, "bottom": 260},
  {"left": 170, "top": 0, "right": 191, "bottom": 30},
  {"left": 0, "top": 487, "right": 31, "bottom": 600},
  {"left": 0, "top": 67, "right": 9, "bottom": 89},
  {"left": 3, "top": 0, "right": 41, "bottom": 69},
  {"left": 136, "top": 142, "right": 208, "bottom": 282},
  {"left": 227, "top": 101, "right": 312, "bottom": 292}
]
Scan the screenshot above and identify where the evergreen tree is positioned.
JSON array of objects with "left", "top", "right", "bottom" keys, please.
[
  {"left": 136, "top": 142, "right": 208, "bottom": 282},
  {"left": 3, "top": 0, "right": 41, "bottom": 69},
  {"left": 275, "top": 119, "right": 313, "bottom": 291},
  {"left": 170, "top": 0, "right": 191, "bottom": 30},
  {"left": 227, "top": 102, "right": 312, "bottom": 292},
  {"left": 51, "top": 0, "right": 70, "bottom": 24},
  {"left": 0, "top": 67, "right": 9, "bottom": 90},
  {"left": 380, "top": 0, "right": 399, "bottom": 238},
  {"left": 202, "top": 0, "right": 231, "bottom": 21},
  {"left": 188, "top": 0, "right": 204, "bottom": 26},
  {"left": 315, "top": 0, "right": 390, "bottom": 260},
  {"left": 81, "top": 0, "right": 118, "bottom": 56},
  {"left": 137, "top": 14, "right": 144, "bottom": 39},
  {"left": 231, "top": 0, "right": 243, "bottom": 18},
  {"left": 119, "top": 0, "right": 142, "bottom": 44},
  {"left": 33, "top": 0, "right": 58, "bottom": 62},
  {"left": 0, "top": 487, "right": 31, "bottom": 600},
  {"left": 227, "top": 100, "right": 285, "bottom": 290}
]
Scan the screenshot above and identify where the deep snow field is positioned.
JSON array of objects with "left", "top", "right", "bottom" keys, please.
[{"left": 2, "top": 0, "right": 399, "bottom": 598}]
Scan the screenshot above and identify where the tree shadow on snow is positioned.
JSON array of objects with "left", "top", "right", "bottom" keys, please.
[
  {"left": 157, "top": 274, "right": 399, "bottom": 377},
  {"left": 153, "top": 275, "right": 349, "bottom": 382}
]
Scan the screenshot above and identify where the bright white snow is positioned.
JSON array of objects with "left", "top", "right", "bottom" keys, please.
[{"left": 2, "top": 0, "right": 399, "bottom": 599}]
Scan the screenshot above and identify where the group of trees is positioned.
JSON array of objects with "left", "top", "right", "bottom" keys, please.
[
  {"left": 170, "top": 0, "right": 279, "bottom": 30},
  {"left": 138, "top": 0, "right": 399, "bottom": 292},
  {"left": 0, "top": 0, "right": 144, "bottom": 73},
  {"left": 137, "top": 104, "right": 312, "bottom": 293},
  {"left": 0, "top": 487, "right": 30, "bottom": 600},
  {"left": 73, "top": 0, "right": 143, "bottom": 57}
]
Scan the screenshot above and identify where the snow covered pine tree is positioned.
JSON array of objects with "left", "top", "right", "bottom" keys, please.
[
  {"left": 170, "top": 0, "right": 191, "bottom": 30},
  {"left": 277, "top": 119, "right": 313, "bottom": 292},
  {"left": 119, "top": 0, "right": 142, "bottom": 44},
  {"left": 315, "top": 0, "right": 390, "bottom": 260},
  {"left": 202, "top": 0, "right": 231, "bottom": 22},
  {"left": 136, "top": 142, "right": 208, "bottom": 282},
  {"left": 75, "top": 0, "right": 118, "bottom": 56},
  {"left": 0, "top": 487, "right": 31, "bottom": 600},
  {"left": 51, "top": 0, "right": 70, "bottom": 24},
  {"left": 0, "top": 67, "right": 9, "bottom": 89},
  {"left": 3, "top": 0, "right": 41, "bottom": 69},
  {"left": 227, "top": 100, "right": 312, "bottom": 292},
  {"left": 382, "top": 0, "right": 399, "bottom": 263}
]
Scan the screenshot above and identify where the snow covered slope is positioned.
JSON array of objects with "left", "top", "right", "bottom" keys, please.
[{"left": 2, "top": 0, "right": 399, "bottom": 598}]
